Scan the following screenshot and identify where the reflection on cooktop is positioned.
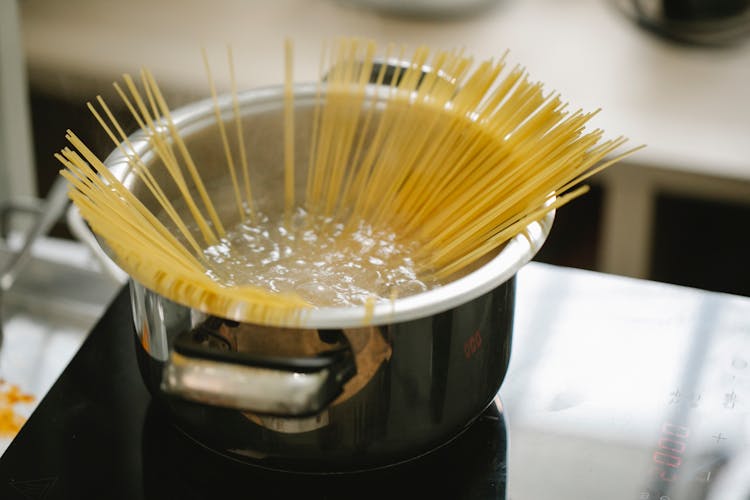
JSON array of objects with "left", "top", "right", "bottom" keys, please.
[{"left": 142, "top": 399, "right": 508, "bottom": 499}]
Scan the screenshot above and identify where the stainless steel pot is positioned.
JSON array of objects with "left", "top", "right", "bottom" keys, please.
[
  {"left": 87, "top": 81, "right": 553, "bottom": 472},
  {"left": 616, "top": 0, "right": 750, "bottom": 44}
]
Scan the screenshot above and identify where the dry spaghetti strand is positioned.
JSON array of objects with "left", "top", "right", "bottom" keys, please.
[
  {"left": 284, "top": 37, "right": 296, "bottom": 225},
  {"left": 227, "top": 44, "right": 256, "bottom": 221},
  {"left": 202, "top": 49, "right": 245, "bottom": 223},
  {"left": 120, "top": 73, "right": 220, "bottom": 246}
]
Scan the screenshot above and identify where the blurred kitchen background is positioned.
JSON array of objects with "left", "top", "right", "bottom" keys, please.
[{"left": 3, "top": 0, "right": 750, "bottom": 296}]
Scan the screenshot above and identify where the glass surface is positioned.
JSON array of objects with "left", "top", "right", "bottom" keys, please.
[
  {"left": 503, "top": 264, "right": 750, "bottom": 500},
  {"left": 1, "top": 262, "right": 749, "bottom": 499}
]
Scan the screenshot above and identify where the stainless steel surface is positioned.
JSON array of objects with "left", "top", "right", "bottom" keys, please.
[
  {"left": 85, "top": 82, "right": 550, "bottom": 470},
  {"left": 616, "top": 0, "right": 750, "bottom": 44},
  {"left": 72, "top": 85, "right": 554, "bottom": 467},
  {"left": 162, "top": 352, "right": 335, "bottom": 415},
  {"left": 0, "top": 236, "right": 120, "bottom": 456},
  {"left": 344, "top": 0, "right": 501, "bottom": 19},
  {"left": 134, "top": 274, "right": 519, "bottom": 470},
  {"left": 0, "top": 177, "right": 71, "bottom": 356},
  {"left": 0, "top": 176, "right": 69, "bottom": 292}
]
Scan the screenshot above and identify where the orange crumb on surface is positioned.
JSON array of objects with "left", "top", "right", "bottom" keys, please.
[{"left": 0, "top": 382, "right": 35, "bottom": 437}]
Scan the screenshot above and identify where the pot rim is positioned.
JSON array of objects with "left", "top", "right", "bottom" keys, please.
[{"left": 99, "top": 83, "right": 553, "bottom": 328}]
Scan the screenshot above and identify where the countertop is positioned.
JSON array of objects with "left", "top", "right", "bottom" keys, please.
[{"left": 19, "top": 0, "right": 750, "bottom": 180}]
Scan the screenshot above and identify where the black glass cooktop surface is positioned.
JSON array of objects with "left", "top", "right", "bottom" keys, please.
[
  {"left": 0, "top": 288, "right": 507, "bottom": 499},
  {"left": 3, "top": 263, "right": 750, "bottom": 500}
]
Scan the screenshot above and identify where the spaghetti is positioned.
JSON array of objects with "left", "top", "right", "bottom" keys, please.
[{"left": 58, "top": 37, "right": 642, "bottom": 325}]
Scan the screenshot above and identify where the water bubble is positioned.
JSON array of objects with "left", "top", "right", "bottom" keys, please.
[
  {"left": 297, "top": 281, "right": 331, "bottom": 298},
  {"left": 391, "top": 280, "right": 428, "bottom": 297}
]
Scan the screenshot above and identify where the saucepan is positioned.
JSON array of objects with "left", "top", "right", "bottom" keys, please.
[{"left": 73, "top": 78, "right": 553, "bottom": 473}]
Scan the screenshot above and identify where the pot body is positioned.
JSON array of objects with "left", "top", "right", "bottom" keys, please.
[
  {"left": 619, "top": 0, "right": 750, "bottom": 44},
  {"left": 132, "top": 275, "right": 515, "bottom": 472},
  {"left": 86, "top": 81, "right": 553, "bottom": 472}
]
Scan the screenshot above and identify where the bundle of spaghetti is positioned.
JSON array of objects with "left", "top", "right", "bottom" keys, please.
[
  {"left": 58, "top": 36, "right": 641, "bottom": 325},
  {"left": 305, "top": 40, "right": 637, "bottom": 280}
]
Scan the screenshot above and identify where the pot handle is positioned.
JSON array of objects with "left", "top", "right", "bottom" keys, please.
[
  {"left": 325, "top": 57, "right": 443, "bottom": 88},
  {"left": 161, "top": 320, "right": 357, "bottom": 417}
]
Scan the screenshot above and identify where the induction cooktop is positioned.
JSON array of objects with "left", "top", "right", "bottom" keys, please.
[
  {"left": 2, "top": 263, "right": 750, "bottom": 500},
  {"left": 0, "top": 288, "right": 507, "bottom": 499}
]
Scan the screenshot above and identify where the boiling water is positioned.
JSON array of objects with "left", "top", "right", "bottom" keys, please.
[{"left": 203, "top": 210, "right": 435, "bottom": 307}]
